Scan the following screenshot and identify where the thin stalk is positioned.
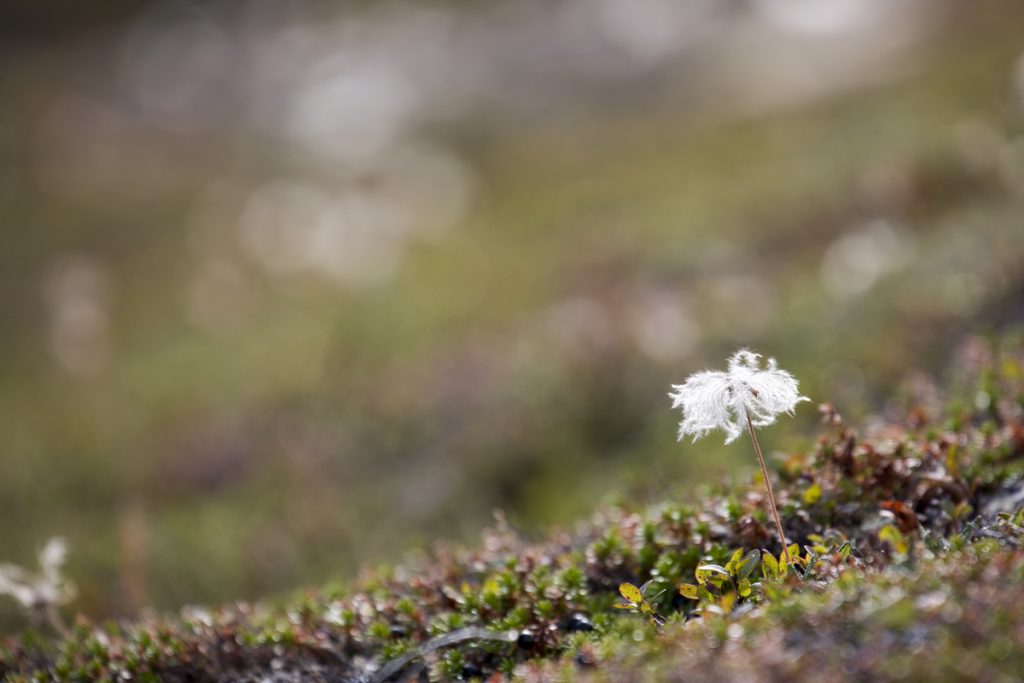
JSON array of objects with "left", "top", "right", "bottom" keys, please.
[
  {"left": 745, "top": 411, "right": 792, "bottom": 568},
  {"left": 39, "top": 603, "right": 69, "bottom": 638}
]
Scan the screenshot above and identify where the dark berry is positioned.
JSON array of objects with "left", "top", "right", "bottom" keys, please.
[{"left": 566, "top": 613, "right": 595, "bottom": 633}]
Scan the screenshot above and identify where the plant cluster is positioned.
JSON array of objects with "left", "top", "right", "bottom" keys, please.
[{"left": 1, "top": 335, "right": 1023, "bottom": 681}]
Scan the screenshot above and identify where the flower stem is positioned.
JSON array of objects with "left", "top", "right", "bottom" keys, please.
[
  {"left": 35, "top": 604, "right": 69, "bottom": 638},
  {"left": 745, "top": 411, "right": 792, "bottom": 568}
]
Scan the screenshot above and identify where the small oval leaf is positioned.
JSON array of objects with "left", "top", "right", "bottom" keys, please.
[
  {"left": 737, "top": 550, "right": 761, "bottom": 579},
  {"left": 803, "top": 482, "right": 822, "bottom": 505},
  {"left": 725, "top": 548, "right": 743, "bottom": 574},
  {"left": 696, "top": 563, "right": 730, "bottom": 577},
  {"left": 619, "top": 583, "right": 643, "bottom": 604},
  {"left": 678, "top": 583, "right": 700, "bottom": 600},
  {"left": 762, "top": 552, "right": 780, "bottom": 579},
  {"left": 695, "top": 563, "right": 731, "bottom": 588}
]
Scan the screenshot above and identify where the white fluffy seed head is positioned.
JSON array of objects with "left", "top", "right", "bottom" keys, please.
[
  {"left": 669, "top": 348, "right": 809, "bottom": 444},
  {"left": 0, "top": 537, "right": 75, "bottom": 610}
]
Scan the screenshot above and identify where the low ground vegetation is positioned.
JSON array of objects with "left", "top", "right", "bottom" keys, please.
[{"left": 2, "top": 335, "right": 1023, "bottom": 681}]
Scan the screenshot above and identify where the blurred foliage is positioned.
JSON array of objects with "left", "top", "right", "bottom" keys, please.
[{"left": 0, "top": 0, "right": 1023, "bottom": 631}]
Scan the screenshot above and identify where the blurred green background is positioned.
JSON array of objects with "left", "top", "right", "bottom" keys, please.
[{"left": 2, "top": 0, "right": 1024, "bottom": 630}]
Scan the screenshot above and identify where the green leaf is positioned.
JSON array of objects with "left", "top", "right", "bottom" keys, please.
[
  {"left": 482, "top": 577, "right": 501, "bottom": 598},
  {"left": 803, "top": 546, "right": 819, "bottom": 574},
  {"left": 738, "top": 578, "right": 752, "bottom": 597},
  {"left": 778, "top": 544, "right": 804, "bottom": 575},
  {"left": 695, "top": 564, "right": 731, "bottom": 587},
  {"left": 802, "top": 482, "right": 822, "bottom": 505},
  {"left": 879, "top": 525, "right": 909, "bottom": 555},
  {"left": 786, "top": 544, "right": 801, "bottom": 562},
  {"left": 678, "top": 583, "right": 700, "bottom": 600},
  {"left": 724, "top": 549, "right": 744, "bottom": 575},
  {"left": 697, "top": 563, "right": 730, "bottom": 576},
  {"left": 737, "top": 550, "right": 761, "bottom": 579},
  {"left": 618, "top": 583, "right": 643, "bottom": 605},
  {"left": 762, "top": 552, "right": 779, "bottom": 580},
  {"left": 945, "top": 443, "right": 959, "bottom": 478}
]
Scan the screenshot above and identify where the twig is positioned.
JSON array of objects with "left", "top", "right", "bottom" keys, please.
[
  {"left": 43, "top": 603, "right": 70, "bottom": 638},
  {"left": 745, "top": 410, "right": 792, "bottom": 568}
]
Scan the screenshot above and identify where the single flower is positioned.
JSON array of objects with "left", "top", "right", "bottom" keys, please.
[
  {"left": 670, "top": 348, "right": 809, "bottom": 444},
  {"left": 669, "top": 349, "right": 809, "bottom": 566},
  {"left": 0, "top": 537, "right": 75, "bottom": 613}
]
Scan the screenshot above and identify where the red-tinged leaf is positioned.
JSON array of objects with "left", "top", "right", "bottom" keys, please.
[{"left": 881, "top": 500, "right": 918, "bottom": 533}]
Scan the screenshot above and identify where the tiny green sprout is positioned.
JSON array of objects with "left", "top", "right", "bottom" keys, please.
[{"left": 614, "top": 582, "right": 665, "bottom": 626}]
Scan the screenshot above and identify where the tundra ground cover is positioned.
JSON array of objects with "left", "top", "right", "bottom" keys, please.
[{"left": 3, "top": 335, "right": 1022, "bottom": 681}]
